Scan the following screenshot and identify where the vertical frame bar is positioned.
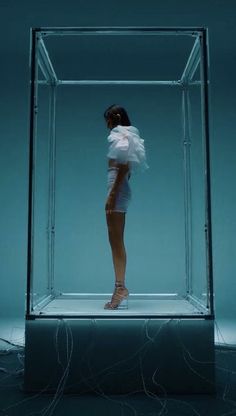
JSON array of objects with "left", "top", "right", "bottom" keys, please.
[
  {"left": 182, "top": 86, "right": 193, "bottom": 298},
  {"left": 26, "top": 29, "right": 39, "bottom": 315},
  {"left": 199, "top": 29, "right": 214, "bottom": 315},
  {"left": 47, "top": 85, "right": 57, "bottom": 295}
]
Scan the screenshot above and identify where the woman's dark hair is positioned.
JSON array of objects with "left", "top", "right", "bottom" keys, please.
[{"left": 104, "top": 104, "right": 131, "bottom": 126}]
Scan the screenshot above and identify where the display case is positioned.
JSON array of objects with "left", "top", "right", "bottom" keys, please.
[{"left": 26, "top": 27, "right": 214, "bottom": 319}]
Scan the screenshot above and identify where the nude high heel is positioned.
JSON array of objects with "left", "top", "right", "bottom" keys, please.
[{"left": 104, "top": 282, "right": 129, "bottom": 310}]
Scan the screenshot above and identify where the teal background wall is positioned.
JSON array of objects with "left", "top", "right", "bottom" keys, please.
[{"left": 0, "top": 0, "right": 235, "bottom": 319}]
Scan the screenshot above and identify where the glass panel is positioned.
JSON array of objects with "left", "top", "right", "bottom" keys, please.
[
  {"left": 28, "top": 29, "right": 212, "bottom": 317},
  {"left": 53, "top": 85, "right": 186, "bottom": 296},
  {"left": 44, "top": 34, "right": 195, "bottom": 80}
]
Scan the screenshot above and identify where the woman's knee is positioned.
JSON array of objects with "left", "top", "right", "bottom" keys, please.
[
  {"left": 108, "top": 227, "right": 124, "bottom": 247},
  {"left": 108, "top": 230, "right": 121, "bottom": 246},
  {"left": 106, "top": 212, "right": 125, "bottom": 245},
  {"left": 110, "top": 239, "right": 125, "bottom": 255}
]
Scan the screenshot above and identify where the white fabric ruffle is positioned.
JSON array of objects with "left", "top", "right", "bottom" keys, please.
[{"left": 107, "top": 125, "right": 149, "bottom": 173}]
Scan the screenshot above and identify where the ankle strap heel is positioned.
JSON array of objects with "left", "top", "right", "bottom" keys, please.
[
  {"left": 117, "top": 296, "right": 128, "bottom": 310},
  {"left": 104, "top": 282, "right": 129, "bottom": 310}
]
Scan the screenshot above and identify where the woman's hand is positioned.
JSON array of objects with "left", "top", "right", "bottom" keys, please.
[{"left": 105, "top": 192, "right": 116, "bottom": 214}]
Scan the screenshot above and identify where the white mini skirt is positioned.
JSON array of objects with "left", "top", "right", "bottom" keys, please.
[{"left": 107, "top": 167, "right": 132, "bottom": 213}]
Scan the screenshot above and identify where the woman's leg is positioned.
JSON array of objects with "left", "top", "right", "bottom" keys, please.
[{"left": 106, "top": 212, "right": 127, "bottom": 286}]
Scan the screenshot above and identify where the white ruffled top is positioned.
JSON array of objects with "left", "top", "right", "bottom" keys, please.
[{"left": 107, "top": 125, "right": 149, "bottom": 173}]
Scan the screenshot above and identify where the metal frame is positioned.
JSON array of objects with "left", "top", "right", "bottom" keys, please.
[{"left": 26, "top": 26, "right": 214, "bottom": 320}]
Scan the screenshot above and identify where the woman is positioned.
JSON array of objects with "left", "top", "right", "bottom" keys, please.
[{"left": 104, "top": 104, "right": 149, "bottom": 310}]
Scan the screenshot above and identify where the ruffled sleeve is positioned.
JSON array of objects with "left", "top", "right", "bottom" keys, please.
[{"left": 107, "top": 125, "right": 149, "bottom": 173}]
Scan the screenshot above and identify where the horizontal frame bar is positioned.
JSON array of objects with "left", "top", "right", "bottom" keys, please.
[
  {"left": 36, "top": 80, "right": 202, "bottom": 86},
  {"left": 59, "top": 80, "right": 181, "bottom": 86},
  {"left": 33, "top": 26, "right": 205, "bottom": 37},
  {"left": 55, "top": 292, "right": 180, "bottom": 298},
  {"left": 26, "top": 313, "right": 214, "bottom": 320}
]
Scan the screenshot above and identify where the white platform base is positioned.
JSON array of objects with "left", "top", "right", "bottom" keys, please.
[{"left": 31, "top": 293, "right": 208, "bottom": 317}]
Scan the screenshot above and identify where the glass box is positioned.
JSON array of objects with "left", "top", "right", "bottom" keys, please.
[{"left": 26, "top": 27, "right": 214, "bottom": 319}]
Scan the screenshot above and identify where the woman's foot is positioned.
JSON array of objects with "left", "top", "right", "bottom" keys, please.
[{"left": 104, "top": 282, "right": 129, "bottom": 310}]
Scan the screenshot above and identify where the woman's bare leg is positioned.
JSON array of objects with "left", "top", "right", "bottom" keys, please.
[{"left": 106, "top": 212, "right": 127, "bottom": 285}]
